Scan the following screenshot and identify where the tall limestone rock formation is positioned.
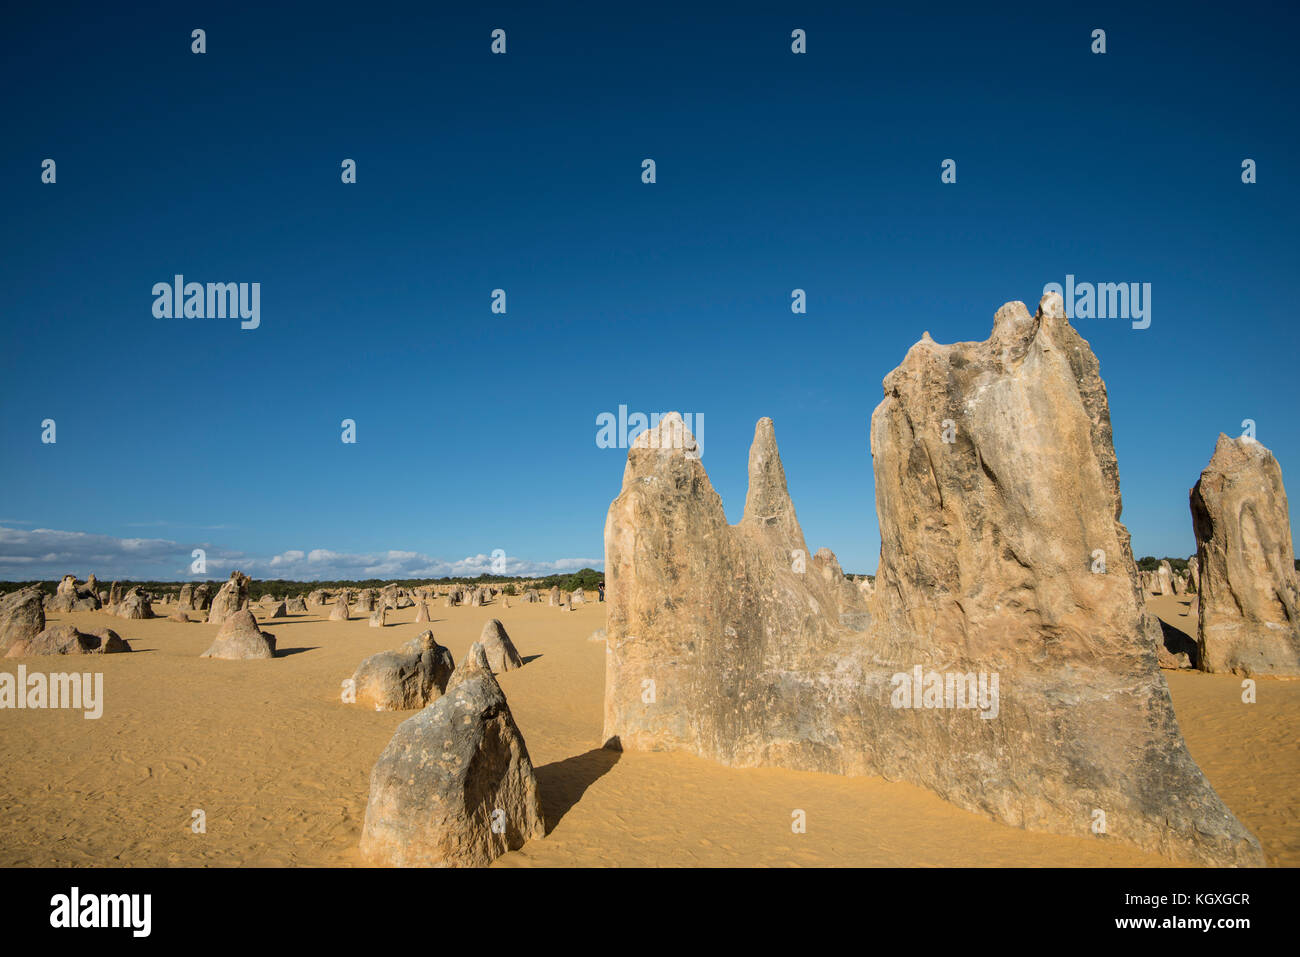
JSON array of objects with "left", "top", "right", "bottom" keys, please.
[
  {"left": 604, "top": 413, "right": 872, "bottom": 770},
  {"left": 1190, "top": 434, "right": 1300, "bottom": 676},
  {"left": 868, "top": 294, "right": 1258, "bottom": 865},
  {"left": 602, "top": 294, "right": 1262, "bottom": 867}
]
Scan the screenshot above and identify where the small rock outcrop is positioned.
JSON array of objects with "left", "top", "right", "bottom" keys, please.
[
  {"left": 8, "top": 625, "right": 130, "bottom": 656},
  {"left": 329, "top": 596, "right": 350, "bottom": 621},
  {"left": 1157, "top": 560, "right": 1174, "bottom": 596},
  {"left": 478, "top": 619, "right": 524, "bottom": 673},
  {"left": 0, "top": 587, "right": 46, "bottom": 656},
  {"left": 115, "top": 587, "right": 155, "bottom": 620},
  {"left": 207, "top": 571, "right": 250, "bottom": 627},
  {"left": 349, "top": 630, "right": 455, "bottom": 711},
  {"left": 200, "top": 609, "right": 276, "bottom": 660},
  {"left": 359, "top": 640, "right": 544, "bottom": 866}
]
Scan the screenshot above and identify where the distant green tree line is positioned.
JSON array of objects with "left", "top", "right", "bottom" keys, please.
[{"left": 0, "top": 568, "right": 608, "bottom": 600}]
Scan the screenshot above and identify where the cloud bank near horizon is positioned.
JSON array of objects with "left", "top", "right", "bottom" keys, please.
[{"left": 0, "top": 526, "right": 601, "bottom": 582}]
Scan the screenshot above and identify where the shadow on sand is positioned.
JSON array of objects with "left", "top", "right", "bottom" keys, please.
[
  {"left": 1158, "top": 617, "right": 1200, "bottom": 668},
  {"left": 535, "top": 746, "right": 620, "bottom": 834}
]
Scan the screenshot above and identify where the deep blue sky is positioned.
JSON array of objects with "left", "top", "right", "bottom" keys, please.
[{"left": 1, "top": 1, "right": 1296, "bottom": 580}]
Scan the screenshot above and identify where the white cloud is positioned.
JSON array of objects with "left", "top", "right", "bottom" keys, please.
[{"left": 0, "top": 525, "right": 601, "bottom": 582}]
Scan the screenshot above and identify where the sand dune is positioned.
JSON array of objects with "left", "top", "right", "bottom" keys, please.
[{"left": 0, "top": 596, "right": 1294, "bottom": 867}]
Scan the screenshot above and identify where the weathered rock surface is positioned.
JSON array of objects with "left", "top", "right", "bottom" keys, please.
[
  {"left": 414, "top": 601, "right": 430, "bottom": 623},
  {"left": 350, "top": 630, "right": 454, "bottom": 711},
  {"left": 8, "top": 625, "right": 130, "bottom": 656},
  {"left": 0, "top": 587, "right": 46, "bottom": 656},
  {"left": 329, "top": 596, "right": 350, "bottom": 621},
  {"left": 1188, "top": 555, "right": 1200, "bottom": 593},
  {"left": 207, "top": 571, "right": 250, "bottom": 627},
  {"left": 369, "top": 606, "right": 387, "bottom": 628},
  {"left": 115, "top": 587, "right": 155, "bottom": 620},
  {"left": 200, "top": 609, "right": 276, "bottom": 660},
  {"left": 48, "top": 574, "right": 80, "bottom": 612},
  {"left": 177, "top": 583, "right": 195, "bottom": 611},
  {"left": 265, "top": 600, "right": 288, "bottom": 619},
  {"left": 169, "top": 611, "right": 191, "bottom": 623},
  {"left": 286, "top": 596, "right": 308, "bottom": 614},
  {"left": 1191, "top": 434, "right": 1300, "bottom": 676},
  {"left": 478, "top": 619, "right": 524, "bottom": 673},
  {"left": 48, "top": 574, "right": 101, "bottom": 612},
  {"left": 1157, "top": 560, "right": 1174, "bottom": 596},
  {"left": 358, "top": 640, "right": 545, "bottom": 866},
  {"left": 602, "top": 296, "right": 1263, "bottom": 867}
]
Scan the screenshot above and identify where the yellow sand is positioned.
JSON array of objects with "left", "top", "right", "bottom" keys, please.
[{"left": 0, "top": 594, "right": 1294, "bottom": 867}]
